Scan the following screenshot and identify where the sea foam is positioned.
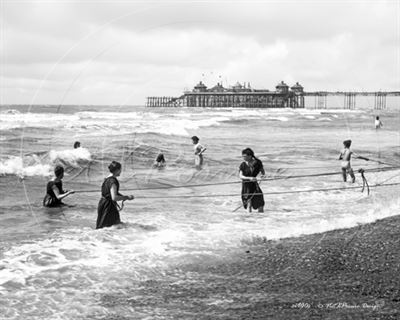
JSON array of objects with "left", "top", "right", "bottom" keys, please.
[
  {"left": 0, "top": 156, "right": 51, "bottom": 177},
  {"left": 49, "top": 147, "right": 92, "bottom": 166},
  {"left": 0, "top": 148, "right": 92, "bottom": 177}
]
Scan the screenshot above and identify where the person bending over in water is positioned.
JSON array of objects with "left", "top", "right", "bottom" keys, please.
[
  {"left": 43, "top": 165, "right": 75, "bottom": 207},
  {"left": 153, "top": 152, "right": 166, "bottom": 168},
  {"left": 191, "top": 136, "right": 207, "bottom": 169},
  {"left": 339, "top": 139, "right": 369, "bottom": 183},
  {"left": 96, "top": 161, "right": 134, "bottom": 229},
  {"left": 239, "top": 148, "right": 266, "bottom": 213}
]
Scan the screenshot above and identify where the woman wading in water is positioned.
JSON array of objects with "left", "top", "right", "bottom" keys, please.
[
  {"left": 239, "top": 148, "right": 265, "bottom": 213},
  {"left": 43, "top": 165, "right": 75, "bottom": 207},
  {"left": 96, "top": 161, "right": 134, "bottom": 229}
]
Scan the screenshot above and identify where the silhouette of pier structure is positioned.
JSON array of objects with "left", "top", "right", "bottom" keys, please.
[
  {"left": 146, "top": 81, "right": 399, "bottom": 109},
  {"left": 304, "top": 91, "right": 398, "bottom": 110}
]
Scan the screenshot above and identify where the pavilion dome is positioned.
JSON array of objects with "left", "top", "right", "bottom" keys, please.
[{"left": 291, "top": 82, "right": 304, "bottom": 90}]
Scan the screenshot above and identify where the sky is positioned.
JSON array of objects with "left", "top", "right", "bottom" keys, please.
[{"left": 0, "top": 0, "right": 399, "bottom": 106}]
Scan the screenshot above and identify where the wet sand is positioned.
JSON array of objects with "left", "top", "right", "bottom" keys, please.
[{"left": 101, "top": 215, "right": 400, "bottom": 319}]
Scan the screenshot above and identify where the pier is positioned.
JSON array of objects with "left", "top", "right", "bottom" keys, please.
[
  {"left": 147, "top": 81, "right": 305, "bottom": 108},
  {"left": 146, "top": 82, "right": 399, "bottom": 109},
  {"left": 303, "top": 91, "right": 400, "bottom": 110}
]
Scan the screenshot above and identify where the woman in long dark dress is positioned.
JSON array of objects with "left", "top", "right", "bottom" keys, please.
[
  {"left": 43, "top": 165, "right": 75, "bottom": 207},
  {"left": 239, "top": 148, "right": 265, "bottom": 213},
  {"left": 96, "top": 161, "right": 134, "bottom": 229}
]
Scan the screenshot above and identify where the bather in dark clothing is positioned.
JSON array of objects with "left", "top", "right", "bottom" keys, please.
[
  {"left": 43, "top": 180, "right": 64, "bottom": 207},
  {"left": 155, "top": 153, "right": 165, "bottom": 163},
  {"left": 239, "top": 159, "right": 265, "bottom": 210},
  {"left": 96, "top": 176, "right": 122, "bottom": 229}
]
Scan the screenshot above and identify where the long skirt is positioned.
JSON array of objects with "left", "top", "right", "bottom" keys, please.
[
  {"left": 241, "top": 181, "right": 265, "bottom": 210},
  {"left": 96, "top": 198, "right": 121, "bottom": 229}
]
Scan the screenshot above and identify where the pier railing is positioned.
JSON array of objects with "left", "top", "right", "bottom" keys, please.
[
  {"left": 303, "top": 91, "right": 399, "bottom": 109},
  {"left": 146, "top": 91, "right": 399, "bottom": 109}
]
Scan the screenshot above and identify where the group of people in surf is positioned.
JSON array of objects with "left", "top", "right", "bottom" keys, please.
[
  {"left": 43, "top": 136, "right": 207, "bottom": 229},
  {"left": 152, "top": 135, "right": 206, "bottom": 169},
  {"left": 44, "top": 130, "right": 375, "bottom": 229}
]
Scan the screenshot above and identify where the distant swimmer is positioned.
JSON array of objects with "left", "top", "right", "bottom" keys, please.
[
  {"left": 339, "top": 140, "right": 369, "bottom": 183},
  {"left": 191, "top": 136, "right": 207, "bottom": 169},
  {"left": 43, "top": 165, "right": 75, "bottom": 207},
  {"left": 73, "top": 141, "right": 81, "bottom": 149},
  {"left": 96, "top": 161, "right": 134, "bottom": 229},
  {"left": 239, "top": 148, "right": 265, "bottom": 213},
  {"left": 153, "top": 152, "right": 166, "bottom": 168},
  {"left": 374, "top": 116, "right": 383, "bottom": 129}
]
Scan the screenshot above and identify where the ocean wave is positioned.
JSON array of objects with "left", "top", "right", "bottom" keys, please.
[
  {"left": 77, "top": 111, "right": 160, "bottom": 120},
  {"left": 0, "top": 112, "right": 79, "bottom": 130},
  {"left": 1, "top": 109, "right": 21, "bottom": 115},
  {"left": 265, "top": 195, "right": 400, "bottom": 240},
  {"left": 0, "top": 108, "right": 263, "bottom": 136},
  {"left": 49, "top": 147, "right": 92, "bottom": 165},
  {"left": 0, "top": 108, "right": 371, "bottom": 137},
  {"left": 66, "top": 114, "right": 232, "bottom": 136},
  {"left": 0, "top": 155, "right": 51, "bottom": 177},
  {"left": 0, "top": 109, "right": 233, "bottom": 136},
  {"left": 267, "top": 116, "right": 290, "bottom": 122},
  {"left": 0, "top": 148, "right": 92, "bottom": 177}
]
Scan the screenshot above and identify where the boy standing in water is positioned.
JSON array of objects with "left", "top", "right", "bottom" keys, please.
[
  {"left": 375, "top": 116, "right": 383, "bottom": 129},
  {"left": 191, "top": 136, "right": 207, "bottom": 169},
  {"left": 339, "top": 140, "right": 369, "bottom": 182}
]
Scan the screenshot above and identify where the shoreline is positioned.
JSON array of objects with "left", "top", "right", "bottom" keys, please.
[
  {"left": 204, "top": 215, "right": 400, "bottom": 318},
  {"left": 102, "top": 215, "right": 400, "bottom": 319}
]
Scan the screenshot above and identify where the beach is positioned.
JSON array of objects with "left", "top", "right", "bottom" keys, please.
[
  {"left": 2, "top": 0, "right": 399, "bottom": 318},
  {"left": 99, "top": 214, "right": 400, "bottom": 319},
  {"left": 0, "top": 104, "right": 399, "bottom": 319}
]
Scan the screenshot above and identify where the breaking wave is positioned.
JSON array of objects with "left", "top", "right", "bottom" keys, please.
[{"left": 0, "top": 148, "right": 92, "bottom": 177}]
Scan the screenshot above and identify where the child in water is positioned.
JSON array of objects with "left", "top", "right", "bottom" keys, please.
[
  {"left": 339, "top": 140, "right": 369, "bottom": 182},
  {"left": 374, "top": 116, "right": 383, "bottom": 129},
  {"left": 153, "top": 152, "right": 166, "bottom": 168},
  {"left": 191, "top": 136, "right": 207, "bottom": 168}
]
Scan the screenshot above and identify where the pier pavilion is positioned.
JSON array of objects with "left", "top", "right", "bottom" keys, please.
[
  {"left": 146, "top": 81, "right": 399, "bottom": 109},
  {"left": 146, "top": 81, "right": 305, "bottom": 108}
]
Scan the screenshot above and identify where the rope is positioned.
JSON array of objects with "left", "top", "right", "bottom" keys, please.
[
  {"left": 73, "top": 165, "right": 400, "bottom": 194},
  {"left": 366, "top": 157, "right": 399, "bottom": 167},
  {"left": 126, "top": 182, "right": 400, "bottom": 200},
  {"left": 21, "top": 178, "right": 41, "bottom": 226},
  {"left": 116, "top": 200, "right": 126, "bottom": 212},
  {"left": 358, "top": 169, "right": 370, "bottom": 195},
  {"left": 234, "top": 178, "right": 264, "bottom": 213}
]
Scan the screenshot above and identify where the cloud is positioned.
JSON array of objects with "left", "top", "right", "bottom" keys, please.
[{"left": 1, "top": 0, "right": 398, "bottom": 104}]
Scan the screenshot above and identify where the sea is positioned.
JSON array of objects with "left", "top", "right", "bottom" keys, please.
[{"left": 0, "top": 102, "right": 399, "bottom": 319}]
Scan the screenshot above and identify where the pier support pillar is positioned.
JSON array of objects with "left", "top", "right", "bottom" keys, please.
[
  {"left": 344, "top": 93, "right": 356, "bottom": 109},
  {"left": 374, "top": 92, "right": 386, "bottom": 110},
  {"left": 314, "top": 93, "right": 327, "bottom": 109}
]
